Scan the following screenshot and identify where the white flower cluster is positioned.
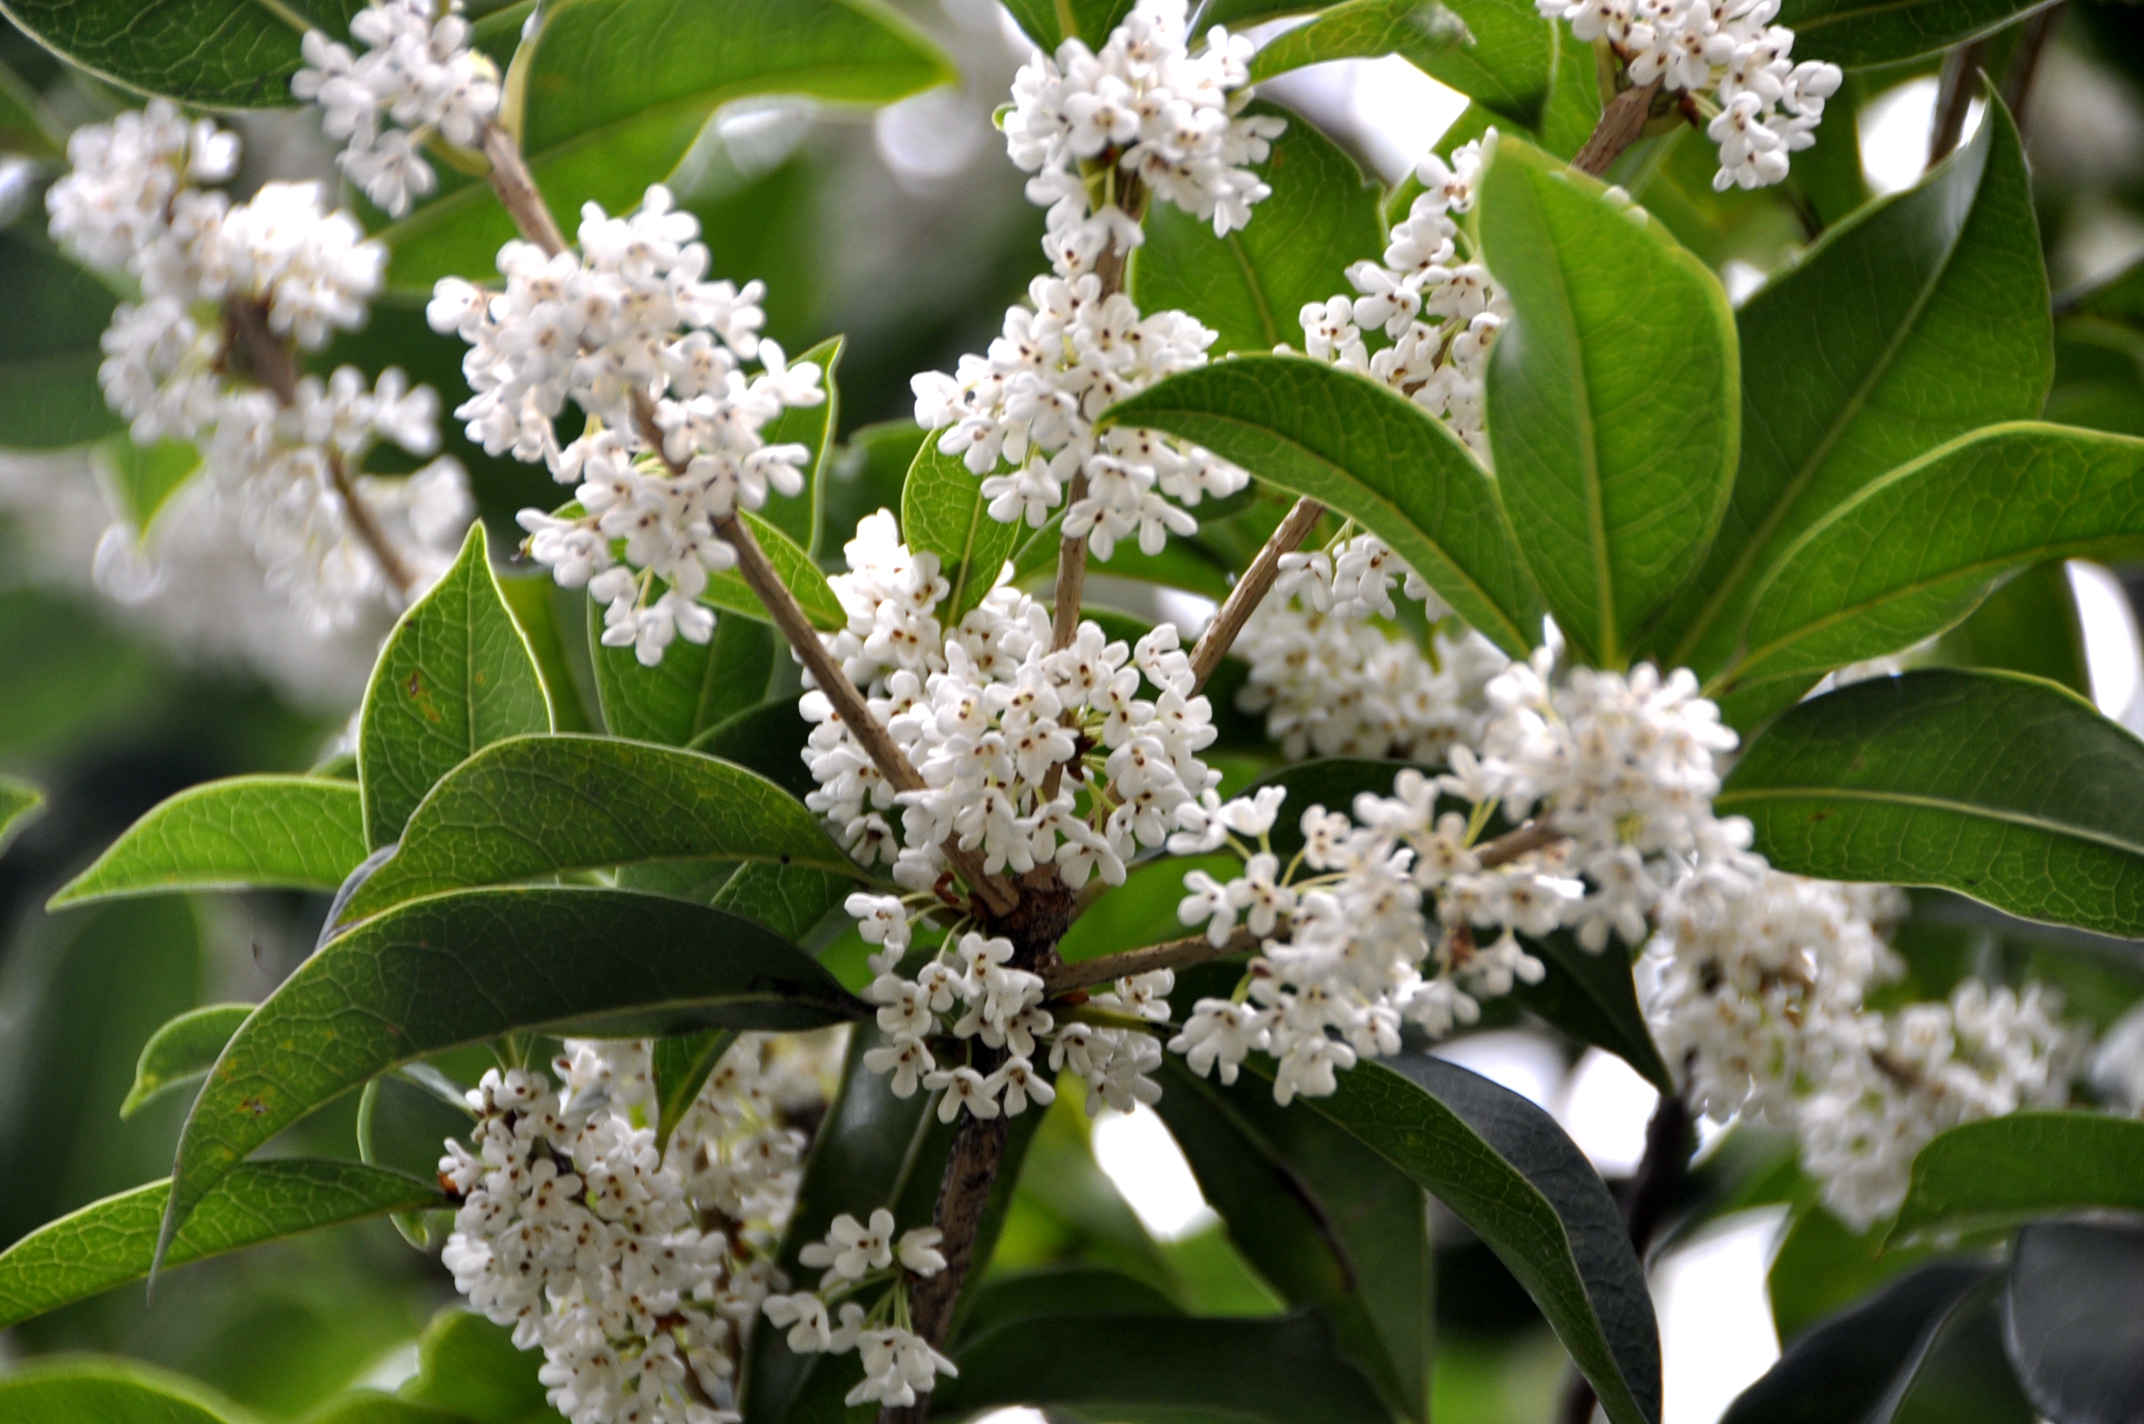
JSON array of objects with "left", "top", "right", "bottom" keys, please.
[
  {"left": 1169, "top": 652, "right": 1759, "bottom": 1103},
  {"left": 760, "top": 1210, "right": 959, "bottom": 1410},
  {"left": 293, "top": 0, "right": 502, "bottom": 216},
  {"left": 430, "top": 186, "right": 824, "bottom": 666},
  {"left": 1648, "top": 872, "right": 2082, "bottom": 1226},
  {"left": 1535, "top": 0, "right": 1842, "bottom": 190},
  {"left": 439, "top": 1034, "right": 843, "bottom": 1424},
  {"left": 1297, "top": 142, "right": 1505, "bottom": 459},
  {"left": 46, "top": 101, "right": 471, "bottom": 630}
]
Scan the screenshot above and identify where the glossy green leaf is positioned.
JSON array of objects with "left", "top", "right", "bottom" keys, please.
[
  {"left": 0, "top": 1358, "right": 256, "bottom": 1423},
  {"left": 0, "top": 1160, "right": 446, "bottom": 1330},
  {"left": 50, "top": 776, "right": 368, "bottom": 907},
  {"left": 1935, "top": 560, "right": 2091, "bottom": 699},
  {"left": 395, "top": 1308, "right": 562, "bottom": 1424},
  {"left": 1102, "top": 355, "right": 1543, "bottom": 655},
  {"left": 595, "top": 606, "right": 774, "bottom": 751},
  {"left": 160, "top": 887, "right": 860, "bottom": 1258},
  {"left": 1132, "top": 99, "right": 1383, "bottom": 356},
  {"left": 120, "top": 1003, "right": 251, "bottom": 1119},
  {"left": 0, "top": 0, "right": 361, "bottom": 105},
  {"left": 495, "top": 572, "right": 595, "bottom": 735},
  {"left": 1891, "top": 1111, "right": 2144, "bottom": 1241},
  {"left": 381, "top": 0, "right": 952, "bottom": 288},
  {"left": 1278, "top": 1053, "right": 1661, "bottom": 1424},
  {"left": 0, "top": 229, "right": 124, "bottom": 450},
  {"left": 702, "top": 511, "right": 845, "bottom": 631},
  {"left": 1479, "top": 133, "right": 1738, "bottom": 669},
  {"left": 710, "top": 861, "right": 848, "bottom": 942},
  {"left": 96, "top": 438, "right": 202, "bottom": 535},
  {"left": 1720, "top": 670, "right": 2144, "bottom": 936},
  {"left": 1651, "top": 95, "right": 2047, "bottom": 674},
  {"left": 340, "top": 734, "right": 859, "bottom": 920},
  {"left": 955, "top": 1266, "right": 1184, "bottom": 1338},
  {"left": 1722, "top": 424, "right": 2144, "bottom": 699},
  {"left": 359, "top": 523, "right": 553, "bottom": 848},
  {"left": 998, "top": 0, "right": 1138, "bottom": 48},
  {"left": 1249, "top": 0, "right": 1554, "bottom": 129},
  {"left": 2003, "top": 1221, "right": 2144, "bottom": 1424},
  {"left": 756, "top": 335, "right": 843, "bottom": 553},
  {"left": 901, "top": 434, "right": 1024, "bottom": 621},
  {"left": 1777, "top": 0, "right": 2054, "bottom": 67},
  {"left": 692, "top": 697, "right": 816, "bottom": 800},
  {"left": 931, "top": 1310, "right": 1392, "bottom": 1424},
  {"left": 1515, "top": 933, "right": 1676, "bottom": 1093},
  {"left": 0, "top": 771, "right": 42, "bottom": 857},
  {"left": 1767, "top": 1203, "right": 1934, "bottom": 1344}
]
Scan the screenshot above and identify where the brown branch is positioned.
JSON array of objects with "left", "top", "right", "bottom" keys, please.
[
  {"left": 1572, "top": 79, "right": 1663, "bottom": 177},
  {"left": 1049, "top": 470, "right": 1090, "bottom": 654},
  {"left": 480, "top": 121, "right": 567, "bottom": 256},
  {"left": 1476, "top": 818, "right": 1564, "bottom": 869},
  {"left": 1929, "top": 39, "right": 1987, "bottom": 165},
  {"left": 1044, "top": 926, "right": 1259, "bottom": 996},
  {"left": 1188, "top": 495, "right": 1324, "bottom": 693},
  {"left": 325, "top": 452, "right": 418, "bottom": 595},
  {"left": 2000, "top": 3, "right": 2063, "bottom": 130}
]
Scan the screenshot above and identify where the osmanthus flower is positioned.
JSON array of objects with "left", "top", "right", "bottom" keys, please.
[
  {"left": 428, "top": 186, "right": 825, "bottom": 666},
  {"left": 761, "top": 1209, "right": 959, "bottom": 1409},
  {"left": 46, "top": 101, "right": 472, "bottom": 632}
]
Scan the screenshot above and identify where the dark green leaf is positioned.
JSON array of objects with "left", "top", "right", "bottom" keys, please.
[
  {"left": 652, "top": 1030, "right": 738, "bottom": 1148},
  {"left": 1720, "top": 670, "right": 2144, "bottom": 936},
  {"left": 710, "top": 861, "right": 848, "bottom": 943},
  {"left": 1277, "top": 1053, "right": 1661, "bottom": 1424},
  {"left": 0, "top": 57, "right": 61, "bottom": 157},
  {"left": 1778, "top": 0, "right": 2056, "bottom": 67},
  {"left": 1650, "top": 95, "right": 2047, "bottom": 675},
  {"left": 96, "top": 438, "right": 202, "bottom": 535},
  {"left": 0, "top": 771, "right": 42, "bottom": 857},
  {"left": 1249, "top": 0, "right": 1554, "bottom": 129},
  {"left": 998, "top": 0, "right": 1139, "bottom": 48},
  {"left": 495, "top": 572, "right": 595, "bottom": 734},
  {"left": 0, "top": 1358, "right": 254, "bottom": 1422},
  {"left": 301, "top": 1395, "right": 467, "bottom": 1424},
  {"left": 380, "top": 0, "right": 952, "bottom": 288},
  {"left": 2003, "top": 1221, "right": 2144, "bottom": 1424},
  {"left": 956, "top": 1266, "right": 1184, "bottom": 1337},
  {"left": 1768, "top": 1203, "right": 1935, "bottom": 1344},
  {"left": 0, "top": 0, "right": 361, "bottom": 105},
  {"left": 932, "top": 1309, "right": 1392, "bottom": 1424},
  {"left": 692, "top": 698, "right": 816, "bottom": 800},
  {"left": 121, "top": 1003, "right": 251, "bottom": 1119},
  {"left": 702, "top": 511, "right": 844, "bottom": 631},
  {"left": 1892, "top": 1111, "right": 2144, "bottom": 1241},
  {"left": 1721, "top": 424, "right": 2144, "bottom": 699},
  {"left": 0, "top": 229, "right": 124, "bottom": 449},
  {"left": 395, "top": 1308, "right": 563, "bottom": 1424},
  {"left": 1241, "top": 758, "right": 1432, "bottom": 857},
  {"left": 1514, "top": 933, "right": 1675, "bottom": 1093},
  {"left": 49, "top": 776, "right": 368, "bottom": 907},
  {"left": 160, "top": 888, "right": 860, "bottom": 1259},
  {"left": 359, "top": 523, "right": 553, "bottom": 848},
  {"left": 900, "top": 435, "right": 1024, "bottom": 622},
  {"left": 593, "top": 606, "right": 773, "bottom": 748},
  {"left": 756, "top": 336, "right": 843, "bottom": 553},
  {"left": 1132, "top": 98, "right": 1383, "bottom": 355},
  {"left": 0, "top": 1160, "right": 446, "bottom": 1330},
  {"left": 1935, "top": 560, "right": 2091, "bottom": 700},
  {"left": 1479, "top": 133, "right": 1738, "bottom": 669},
  {"left": 1101, "top": 354, "right": 1544, "bottom": 655},
  {"left": 340, "top": 734, "right": 859, "bottom": 921}
]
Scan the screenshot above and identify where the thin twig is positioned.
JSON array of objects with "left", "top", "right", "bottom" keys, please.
[
  {"left": 1929, "top": 39, "right": 1987, "bottom": 165},
  {"left": 1572, "top": 80, "right": 1663, "bottom": 177},
  {"left": 481, "top": 121, "right": 567, "bottom": 256},
  {"left": 1476, "top": 818, "right": 1565, "bottom": 869},
  {"left": 1044, "top": 926, "right": 1259, "bottom": 996},
  {"left": 325, "top": 452, "right": 419, "bottom": 595},
  {"left": 1188, "top": 495, "right": 1325, "bottom": 693},
  {"left": 1049, "top": 470, "right": 1090, "bottom": 653},
  {"left": 2000, "top": 3, "right": 2063, "bottom": 129}
]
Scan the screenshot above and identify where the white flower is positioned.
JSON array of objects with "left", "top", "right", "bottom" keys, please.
[
  {"left": 897, "top": 1227, "right": 949, "bottom": 1276},
  {"left": 1168, "top": 999, "right": 1269, "bottom": 1085},
  {"left": 800, "top": 1208, "right": 898, "bottom": 1282}
]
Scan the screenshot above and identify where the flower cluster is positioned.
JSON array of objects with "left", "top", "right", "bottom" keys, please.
[
  {"left": 430, "top": 186, "right": 824, "bottom": 666},
  {"left": 760, "top": 1210, "right": 959, "bottom": 1409},
  {"left": 439, "top": 1034, "right": 843, "bottom": 1424},
  {"left": 1297, "top": 140, "right": 1505, "bottom": 458},
  {"left": 293, "top": 0, "right": 502, "bottom": 216},
  {"left": 47, "top": 101, "right": 471, "bottom": 630},
  {"left": 1535, "top": 0, "right": 1843, "bottom": 190}
]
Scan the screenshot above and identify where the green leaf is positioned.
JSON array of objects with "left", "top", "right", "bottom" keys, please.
[
  {"left": 359, "top": 523, "right": 552, "bottom": 848},
  {"left": 395, "top": 1309, "right": 563, "bottom": 1424},
  {"left": 0, "top": 1359, "right": 256, "bottom": 1422},
  {"left": 1776, "top": 0, "right": 2053, "bottom": 67},
  {"left": 340, "top": 734, "right": 859, "bottom": 921},
  {"left": 692, "top": 697, "right": 817, "bottom": 800},
  {"left": 932, "top": 1310, "right": 1392, "bottom": 1423},
  {"left": 0, "top": 0, "right": 361, "bottom": 106},
  {"left": 1720, "top": 669, "right": 2144, "bottom": 936},
  {"left": 1767, "top": 1203, "right": 1934, "bottom": 1344},
  {"left": 496, "top": 572, "right": 595, "bottom": 734},
  {"left": 1249, "top": 0, "right": 1554, "bottom": 130},
  {"left": 49, "top": 776, "right": 368, "bottom": 907},
  {"left": 161, "top": 887, "right": 860, "bottom": 1259},
  {"left": 702, "top": 511, "right": 844, "bottom": 632},
  {"left": 1514, "top": 933, "right": 1676, "bottom": 1094},
  {"left": 710, "top": 861, "right": 848, "bottom": 942},
  {"left": 95, "top": 438, "right": 202, "bottom": 535},
  {"left": 1891, "top": 1111, "right": 2144, "bottom": 1242},
  {"left": 0, "top": 1160, "right": 446, "bottom": 1330},
  {"left": 1650, "top": 94, "right": 2047, "bottom": 675},
  {"left": 1935, "top": 560, "right": 2091, "bottom": 700},
  {"left": 121, "top": 1003, "right": 251, "bottom": 1119},
  {"left": 593, "top": 607, "right": 774, "bottom": 747},
  {"left": 652, "top": 1030, "right": 738, "bottom": 1148},
  {"left": 380, "top": 0, "right": 953, "bottom": 289},
  {"left": 0, "top": 57, "right": 61, "bottom": 157},
  {"left": 1721, "top": 424, "right": 2144, "bottom": 699},
  {"left": 1132, "top": 98, "right": 1382, "bottom": 356},
  {"left": 756, "top": 336, "right": 843, "bottom": 553},
  {"left": 1478, "top": 132, "right": 1738, "bottom": 669},
  {"left": 956, "top": 1266, "right": 1184, "bottom": 1337},
  {"left": 900, "top": 434, "right": 1024, "bottom": 622},
  {"left": 1101, "top": 355, "right": 1544, "bottom": 656},
  {"left": 302, "top": 1396, "right": 469, "bottom": 1424},
  {"left": 0, "top": 771, "right": 42, "bottom": 857},
  {"left": 998, "top": 0, "right": 1139, "bottom": 48},
  {"left": 1279, "top": 1053, "right": 1660, "bottom": 1424},
  {"left": 2002, "top": 1221, "right": 2144, "bottom": 1424},
  {"left": 0, "top": 229, "right": 124, "bottom": 450}
]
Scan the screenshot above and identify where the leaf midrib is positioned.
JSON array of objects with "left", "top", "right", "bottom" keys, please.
[{"left": 1715, "top": 784, "right": 2144, "bottom": 857}]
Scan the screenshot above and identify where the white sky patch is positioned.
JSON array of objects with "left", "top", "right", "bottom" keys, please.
[
  {"left": 1556, "top": 1047, "right": 1660, "bottom": 1177},
  {"left": 1091, "top": 1102, "right": 1219, "bottom": 1241},
  {"left": 1656, "top": 1208, "right": 1789, "bottom": 1424},
  {"left": 2068, "top": 561, "right": 2143, "bottom": 724}
]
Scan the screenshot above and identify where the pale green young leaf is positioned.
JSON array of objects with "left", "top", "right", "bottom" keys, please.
[
  {"left": 358, "top": 523, "right": 552, "bottom": 848},
  {"left": 0, "top": 0, "right": 363, "bottom": 106},
  {"left": 0, "top": 772, "right": 42, "bottom": 857},
  {"left": 1648, "top": 93, "right": 2047, "bottom": 674},
  {"left": 339, "top": 734, "right": 863, "bottom": 920},
  {"left": 756, "top": 337, "right": 843, "bottom": 554},
  {"left": 1891, "top": 1112, "right": 2144, "bottom": 1242},
  {"left": 0, "top": 1160, "right": 445, "bottom": 1330},
  {"left": 901, "top": 435, "right": 1024, "bottom": 622},
  {"left": 1478, "top": 133, "right": 1738, "bottom": 669},
  {"left": 161, "top": 886, "right": 862, "bottom": 1258},
  {"left": 94, "top": 438, "right": 202, "bottom": 536},
  {"left": 701, "top": 511, "right": 845, "bottom": 631},
  {"left": 120, "top": 1003, "right": 251, "bottom": 1119},
  {"left": 49, "top": 776, "right": 367, "bottom": 907},
  {"left": 1132, "top": 99, "right": 1384, "bottom": 356},
  {"left": 592, "top": 610, "right": 774, "bottom": 747},
  {"left": 1100, "top": 355, "right": 1544, "bottom": 656},
  {"left": 0, "top": 230, "right": 124, "bottom": 450},
  {"left": 1248, "top": 0, "right": 1554, "bottom": 129},
  {"left": 1720, "top": 669, "right": 2144, "bottom": 936}
]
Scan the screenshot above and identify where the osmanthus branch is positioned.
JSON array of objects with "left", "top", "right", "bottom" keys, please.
[
  {"left": 1187, "top": 495, "right": 1326, "bottom": 693},
  {"left": 480, "top": 122, "right": 568, "bottom": 256},
  {"left": 1572, "top": 78, "right": 1665, "bottom": 177}
]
